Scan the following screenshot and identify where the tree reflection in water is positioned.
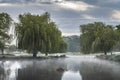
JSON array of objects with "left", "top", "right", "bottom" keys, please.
[
  {"left": 17, "top": 59, "right": 66, "bottom": 80},
  {"left": 0, "top": 57, "right": 120, "bottom": 80},
  {"left": 0, "top": 62, "right": 4, "bottom": 80},
  {"left": 0, "top": 61, "right": 21, "bottom": 80},
  {"left": 0, "top": 59, "right": 66, "bottom": 80},
  {"left": 80, "top": 61, "right": 120, "bottom": 80}
]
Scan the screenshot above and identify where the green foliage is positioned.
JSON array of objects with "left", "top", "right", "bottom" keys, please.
[
  {"left": 0, "top": 13, "right": 12, "bottom": 54},
  {"left": 80, "top": 22, "right": 117, "bottom": 55},
  {"left": 15, "top": 12, "right": 67, "bottom": 57},
  {"left": 8, "top": 45, "right": 17, "bottom": 51},
  {"left": 113, "top": 25, "right": 120, "bottom": 51}
]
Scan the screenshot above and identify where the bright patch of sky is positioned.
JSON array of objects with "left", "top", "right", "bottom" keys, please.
[
  {"left": 112, "top": 10, "right": 120, "bottom": 21},
  {"left": 56, "top": 1, "right": 94, "bottom": 11}
]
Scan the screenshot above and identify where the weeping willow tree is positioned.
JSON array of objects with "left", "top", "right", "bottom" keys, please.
[
  {"left": 15, "top": 12, "right": 67, "bottom": 57},
  {"left": 80, "top": 22, "right": 117, "bottom": 55},
  {"left": 0, "top": 13, "right": 12, "bottom": 55},
  {"left": 92, "top": 25, "right": 117, "bottom": 55}
]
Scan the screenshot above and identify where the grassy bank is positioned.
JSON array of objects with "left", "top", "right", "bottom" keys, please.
[
  {"left": 0, "top": 54, "right": 66, "bottom": 60},
  {"left": 96, "top": 54, "right": 120, "bottom": 62}
]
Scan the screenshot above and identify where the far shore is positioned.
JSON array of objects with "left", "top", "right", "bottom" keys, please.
[
  {"left": 0, "top": 52, "right": 120, "bottom": 63},
  {"left": 0, "top": 54, "right": 66, "bottom": 60}
]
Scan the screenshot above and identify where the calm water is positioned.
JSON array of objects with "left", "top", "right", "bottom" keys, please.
[{"left": 0, "top": 55, "right": 120, "bottom": 80}]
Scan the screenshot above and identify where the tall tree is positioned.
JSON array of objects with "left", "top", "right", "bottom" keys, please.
[
  {"left": 15, "top": 12, "right": 67, "bottom": 57},
  {"left": 80, "top": 22, "right": 98, "bottom": 54},
  {"left": 0, "top": 13, "right": 12, "bottom": 54},
  {"left": 92, "top": 25, "right": 117, "bottom": 55},
  {"left": 80, "top": 22, "right": 117, "bottom": 55}
]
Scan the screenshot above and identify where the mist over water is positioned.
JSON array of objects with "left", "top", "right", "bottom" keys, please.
[{"left": 0, "top": 55, "right": 120, "bottom": 80}]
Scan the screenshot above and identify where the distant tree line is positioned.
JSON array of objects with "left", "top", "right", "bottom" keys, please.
[
  {"left": 80, "top": 22, "right": 120, "bottom": 55},
  {"left": 0, "top": 12, "right": 67, "bottom": 57},
  {"left": 63, "top": 35, "right": 80, "bottom": 52}
]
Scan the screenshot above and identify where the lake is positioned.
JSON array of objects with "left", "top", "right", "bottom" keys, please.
[{"left": 0, "top": 55, "right": 120, "bottom": 80}]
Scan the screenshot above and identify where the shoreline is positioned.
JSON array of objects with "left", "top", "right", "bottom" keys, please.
[
  {"left": 96, "top": 54, "right": 120, "bottom": 62},
  {"left": 1, "top": 54, "right": 120, "bottom": 63},
  {"left": 0, "top": 55, "right": 66, "bottom": 61}
]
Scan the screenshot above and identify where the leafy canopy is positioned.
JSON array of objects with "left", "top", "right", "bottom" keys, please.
[
  {"left": 80, "top": 22, "right": 117, "bottom": 54},
  {"left": 15, "top": 12, "right": 67, "bottom": 56},
  {"left": 0, "top": 13, "right": 12, "bottom": 54}
]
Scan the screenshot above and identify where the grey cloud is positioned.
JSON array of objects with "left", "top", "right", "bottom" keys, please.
[
  {"left": 0, "top": 0, "right": 63, "bottom": 3},
  {"left": 65, "top": 0, "right": 120, "bottom": 9},
  {"left": 83, "top": 0, "right": 120, "bottom": 9},
  {"left": 0, "top": 0, "right": 119, "bottom": 36}
]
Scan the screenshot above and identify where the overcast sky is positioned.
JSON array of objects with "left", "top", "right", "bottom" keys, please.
[{"left": 0, "top": 0, "right": 120, "bottom": 36}]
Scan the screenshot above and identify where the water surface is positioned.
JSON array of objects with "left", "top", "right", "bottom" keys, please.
[{"left": 0, "top": 55, "right": 120, "bottom": 80}]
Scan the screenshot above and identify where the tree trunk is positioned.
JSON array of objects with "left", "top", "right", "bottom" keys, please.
[
  {"left": 1, "top": 49, "right": 4, "bottom": 55},
  {"left": 104, "top": 51, "right": 107, "bottom": 55},
  {"left": 33, "top": 49, "right": 37, "bottom": 58},
  {"left": 45, "top": 53, "right": 48, "bottom": 56},
  {"left": 33, "top": 53, "right": 37, "bottom": 57},
  {"left": 111, "top": 51, "right": 112, "bottom": 55}
]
